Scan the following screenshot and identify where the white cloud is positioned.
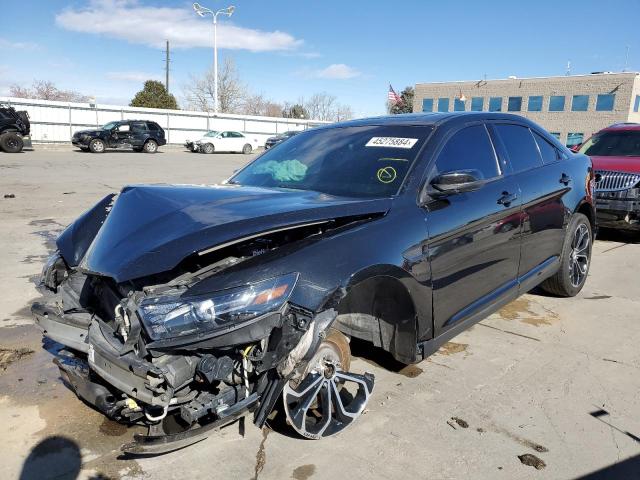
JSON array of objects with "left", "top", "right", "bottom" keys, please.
[
  {"left": 107, "top": 71, "right": 161, "bottom": 83},
  {"left": 55, "top": 0, "right": 302, "bottom": 52},
  {"left": 312, "top": 64, "right": 361, "bottom": 80},
  {"left": 0, "top": 38, "right": 40, "bottom": 50}
]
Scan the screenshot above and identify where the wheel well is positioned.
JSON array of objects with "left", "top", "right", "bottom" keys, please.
[
  {"left": 576, "top": 202, "right": 595, "bottom": 231},
  {"left": 334, "top": 276, "right": 418, "bottom": 364}
]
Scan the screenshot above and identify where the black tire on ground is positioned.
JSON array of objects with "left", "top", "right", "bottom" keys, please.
[
  {"left": 201, "top": 143, "right": 214, "bottom": 154},
  {"left": 89, "top": 138, "right": 106, "bottom": 153},
  {"left": 0, "top": 132, "right": 24, "bottom": 153},
  {"left": 242, "top": 143, "right": 252, "bottom": 154},
  {"left": 540, "top": 213, "right": 592, "bottom": 297},
  {"left": 143, "top": 140, "right": 158, "bottom": 153}
]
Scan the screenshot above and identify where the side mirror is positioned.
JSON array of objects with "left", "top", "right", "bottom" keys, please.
[{"left": 429, "top": 170, "right": 485, "bottom": 195}]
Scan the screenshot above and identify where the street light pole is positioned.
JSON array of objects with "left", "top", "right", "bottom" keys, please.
[{"left": 193, "top": 3, "right": 235, "bottom": 114}]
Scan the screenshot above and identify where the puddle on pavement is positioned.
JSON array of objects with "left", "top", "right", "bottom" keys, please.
[
  {"left": 437, "top": 342, "right": 468, "bottom": 356},
  {"left": 292, "top": 464, "right": 316, "bottom": 480},
  {"left": 397, "top": 364, "right": 424, "bottom": 378},
  {"left": 497, "top": 297, "right": 558, "bottom": 327},
  {"left": 0, "top": 323, "right": 144, "bottom": 479}
]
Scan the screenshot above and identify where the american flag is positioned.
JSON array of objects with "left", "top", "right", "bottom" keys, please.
[{"left": 388, "top": 84, "right": 402, "bottom": 104}]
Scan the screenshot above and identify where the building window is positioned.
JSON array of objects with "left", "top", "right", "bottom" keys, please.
[
  {"left": 549, "top": 96, "right": 565, "bottom": 112},
  {"left": 596, "top": 94, "right": 615, "bottom": 111},
  {"left": 454, "top": 98, "right": 465, "bottom": 111},
  {"left": 422, "top": 98, "right": 434, "bottom": 112},
  {"left": 571, "top": 95, "right": 589, "bottom": 111},
  {"left": 567, "top": 132, "right": 584, "bottom": 147},
  {"left": 549, "top": 132, "right": 561, "bottom": 140},
  {"left": 507, "top": 96, "right": 522, "bottom": 112},
  {"left": 489, "top": 97, "right": 502, "bottom": 112},
  {"left": 438, "top": 98, "right": 449, "bottom": 112},
  {"left": 634, "top": 95, "right": 640, "bottom": 113},
  {"left": 471, "top": 97, "right": 484, "bottom": 111},
  {"left": 528, "top": 96, "right": 543, "bottom": 112}
]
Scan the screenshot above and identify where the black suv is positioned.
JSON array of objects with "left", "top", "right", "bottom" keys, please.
[
  {"left": 0, "top": 104, "right": 30, "bottom": 153},
  {"left": 34, "top": 113, "right": 594, "bottom": 453},
  {"left": 72, "top": 120, "right": 166, "bottom": 153},
  {"left": 265, "top": 130, "right": 300, "bottom": 149}
]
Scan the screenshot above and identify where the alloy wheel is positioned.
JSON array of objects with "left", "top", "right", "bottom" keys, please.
[{"left": 569, "top": 223, "right": 590, "bottom": 287}]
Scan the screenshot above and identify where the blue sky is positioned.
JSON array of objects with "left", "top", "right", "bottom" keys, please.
[{"left": 1, "top": 0, "right": 639, "bottom": 117}]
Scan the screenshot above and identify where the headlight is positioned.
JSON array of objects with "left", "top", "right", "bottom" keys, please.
[{"left": 138, "top": 273, "right": 298, "bottom": 341}]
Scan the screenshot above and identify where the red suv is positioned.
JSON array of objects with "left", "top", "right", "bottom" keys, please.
[{"left": 578, "top": 123, "right": 640, "bottom": 232}]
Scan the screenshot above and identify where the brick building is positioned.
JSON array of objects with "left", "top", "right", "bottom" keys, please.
[{"left": 413, "top": 72, "right": 640, "bottom": 147}]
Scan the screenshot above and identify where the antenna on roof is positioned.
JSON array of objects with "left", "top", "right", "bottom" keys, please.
[
  {"left": 566, "top": 60, "right": 571, "bottom": 76},
  {"left": 623, "top": 45, "right": 630, "bottom": 72}
]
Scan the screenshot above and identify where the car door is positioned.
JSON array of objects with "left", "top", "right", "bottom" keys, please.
[
  {"left": 130, "top": 122, "right": 148, "bottom": 147},
  {"left": 491, "top": 123, "right": 568, "bottom": 285},
  {"left": 424, "top": 123, "right": 522, "bottom": 336},
  {"left": 217, "top": 131, "right": 233, "bottom": 151},
  {"left": 231, "top": 131, "right": 246, "bottom": 151}
]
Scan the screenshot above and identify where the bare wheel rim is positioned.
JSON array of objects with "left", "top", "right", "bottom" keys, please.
[
  {"left": 283, "top": 332, "right": 374, "bottom": 440},
  {"left": 569, "top": 223, "right": 590, "bottom": 287}
]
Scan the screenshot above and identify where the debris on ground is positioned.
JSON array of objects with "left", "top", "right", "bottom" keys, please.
[
  {"left": 452, "top": 417, "right": 469, "bottom": 428},
  {"left": 518, "top": 453, "right": 546, "bottom": 470},
  {"left": 4, "top": 193, "right": 15, "bottom": 198},
  {"left": 0, "top": 347, "right": 33, "bottom": 370}
]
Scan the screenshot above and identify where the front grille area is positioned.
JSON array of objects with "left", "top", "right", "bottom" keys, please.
[{"left": 595, "top": 170, "right": 640, "bottom": 192}]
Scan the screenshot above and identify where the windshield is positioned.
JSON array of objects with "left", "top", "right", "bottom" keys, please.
[
  {"left": 204, "top": 131, "right": 219, "bottom": 137},
  {"left": 101, "top": 121, "right": 119, "bottom": 130},
  {"left": 230, "top": 125, "right": 433, "bottom": 198},
  {"left": 579, "top": 130, "right": 640, "bottom": 157}
]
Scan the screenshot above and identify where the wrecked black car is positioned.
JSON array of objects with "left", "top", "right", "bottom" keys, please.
[{"left": 33, "top": 112, "right": 594, "bottom": 454}]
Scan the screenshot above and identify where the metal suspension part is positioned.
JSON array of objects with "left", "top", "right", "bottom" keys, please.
[{"left": 282, "top": 330, "right": 374, "bottom": 440}]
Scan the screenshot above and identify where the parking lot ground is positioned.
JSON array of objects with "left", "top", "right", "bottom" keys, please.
[{"left": 1, "top": 149, "right": 639, "bottom": 480}]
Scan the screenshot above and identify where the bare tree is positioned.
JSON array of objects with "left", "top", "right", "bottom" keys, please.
[
  {"left": 9, "top": 80, "right": 90, "bottom": 102},
  {"left": 304, "top": 92, "right": 336, "bottom": 121},
  {"left": 183, "top": 58, "right": 247, "bottom": 113}
]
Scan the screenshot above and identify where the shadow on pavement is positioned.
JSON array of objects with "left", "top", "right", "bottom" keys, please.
[
  {"left": 574, "top": 454, "right": 640, "bottom": 479},
  {"left": 19, "top": 436, "right": 81, "bottom": 480}
]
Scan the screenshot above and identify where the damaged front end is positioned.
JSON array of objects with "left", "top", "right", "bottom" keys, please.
[{"left": 33, "top": 191, "right": 377, "bottom": 454}]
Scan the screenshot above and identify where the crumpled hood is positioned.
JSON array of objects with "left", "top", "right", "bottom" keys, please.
[
  {"left": 590, "top": 155, "right": 640, "bottom": 173},
  {"left": 65, "top": 184, "right": 390, "bottom": 282}
]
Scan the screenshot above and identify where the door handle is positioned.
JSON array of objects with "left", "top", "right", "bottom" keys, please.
[
  {"left": 560, "top": 173, "right": 572, "bottom": 186},
  {"left": 497, "top": 191, "right": 518, "bottom": 206}
]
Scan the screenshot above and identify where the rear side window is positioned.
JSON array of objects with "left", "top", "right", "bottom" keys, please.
[
  {"left": 435, "top": 125, "right": 499, "bottom": 180},
  {"left": 495, "top": 124, "right": 543, "bottom": 173},
  {"left": 147, "top": 122, "right": 160, "bottom": 131},
  {"left": 131, "top": 122, "right": 148, "bottom": 132},
  {"left": 533, "top": 131, "right": 561, "bottom": 164}
]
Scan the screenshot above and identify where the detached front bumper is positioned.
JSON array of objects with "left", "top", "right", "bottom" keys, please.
[{"left": 596, "top": 196, "right": 640, "bottom": 230}]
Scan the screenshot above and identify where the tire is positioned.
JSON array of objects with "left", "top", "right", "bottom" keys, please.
[
  {"left": 89, "top": 138, "right": 106, "bottom": 153},
  {"left": 143, "top": 140, "right": 158, "bottom": 153},
  {"left": 201, "top": 143, "right": 214, "bottom": 154},
  {"left": 540, "top": 213, "right": 592, "bottom": 297},
  {"left": 242, "top": 143, "right": 252, "bottom": 154},
  {"left": 0, "top": 132, "right": 24, "bottom": 153}
]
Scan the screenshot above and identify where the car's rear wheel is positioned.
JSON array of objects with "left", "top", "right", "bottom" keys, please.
[
  {"left": 143, "top": 140, "right": 158, "bottom": 153},
  {"left": 541, "top": 213, "right": 592, "bottom": 297},
  {"left": 242, "top": 143, "right": 252, "bottom": 154},
  {"left": 282, "top": 330, "right": 374, "bottom": 440},
  {"left": 89, "top": 138, "right": 105, "bottom": 153},
  {"left": 201, "top": 143, "right": 214, "bottom": 154},
  {"left": 0, "top": 132, "right": 24, "bottom": 153}
]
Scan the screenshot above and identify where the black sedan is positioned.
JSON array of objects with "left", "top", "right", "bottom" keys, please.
[
  {"left": 34, "top": 112, "right": 594, "bottom": 453},
  {"left": 265, "top": 130, "right": 300, "bottom": 149}
]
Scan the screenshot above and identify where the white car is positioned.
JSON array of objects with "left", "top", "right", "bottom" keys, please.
[{"left": 196, "top": 130, "right": 261, "bottom": 154}]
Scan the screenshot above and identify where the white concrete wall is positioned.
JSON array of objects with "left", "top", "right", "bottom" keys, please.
[{"left": 0, "top": 97, "right": 329, "bottom": 146}]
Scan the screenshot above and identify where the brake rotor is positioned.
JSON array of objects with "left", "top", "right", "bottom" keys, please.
[{"left": 283, "top": 329, "right": 374, "bottom": 440}]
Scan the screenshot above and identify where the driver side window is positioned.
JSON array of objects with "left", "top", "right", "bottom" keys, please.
[{"left": 435, "top": 125, "right": 500, "bottom": 180}]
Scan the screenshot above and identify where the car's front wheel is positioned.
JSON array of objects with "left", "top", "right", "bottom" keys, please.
[
  {"left": 201, "top": 143, "right": 214, "bottom": 154},
  {"left": 541, "top": 213, "right": 592, "bottom": 297},
  {"left": 143, "top": 140, "right": 158, "bottom": 153},
  {"left": 89, "top": 138, "right": 105, "bottom": 153},
  {"left": 242, "top": 143, "right": 252, "bottom": 154}
]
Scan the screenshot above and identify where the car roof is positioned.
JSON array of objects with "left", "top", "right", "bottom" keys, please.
[
  {"left": 316, "top": 112, "right": 537, "bottom": 130},
  {"left": 599, "top": 123, "right": 640, "bottom": 132}
]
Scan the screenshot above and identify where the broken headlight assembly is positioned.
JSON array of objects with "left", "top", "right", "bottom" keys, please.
[{"left": 138, "top": 273, "right": 299, "bottom": 341}]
